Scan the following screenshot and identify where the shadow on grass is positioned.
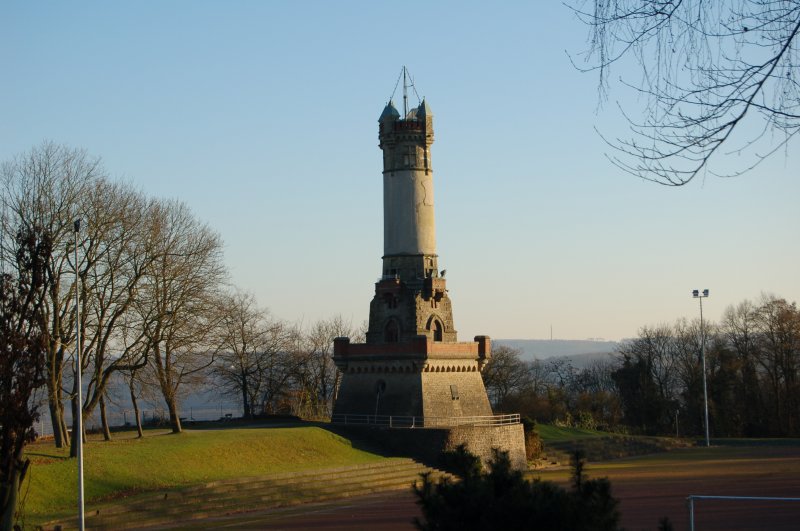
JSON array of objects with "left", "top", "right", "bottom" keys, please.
[{"left": 25, "top": 450, "right": 69, "bottom": 461}]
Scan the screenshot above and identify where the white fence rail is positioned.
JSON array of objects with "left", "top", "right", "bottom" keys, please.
[
  {"left": 687, "top": 495, "right": 800, "bottom": 531},
  {"left": 330, "top": 413, "right": 520, "bottom": 428}
]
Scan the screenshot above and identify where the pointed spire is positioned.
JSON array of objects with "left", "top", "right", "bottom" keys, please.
[
  {"left": 417, "top": 98, "right": 432, "bottom": 118},
  {"left": 379, "top": 100, "right": 401, "bottom": 122}
]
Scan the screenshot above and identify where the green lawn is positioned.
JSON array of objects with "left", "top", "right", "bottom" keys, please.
[
  {"left": 22, "top": 425, "right": 384, "bottom": 523},
  {"left": 536, "top": 424, "right": 608, "bottom": 442}
]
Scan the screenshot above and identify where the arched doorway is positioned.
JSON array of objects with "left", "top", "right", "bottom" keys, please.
[{"left": 384, "top": 319, "right": 399, "bottom": 343}]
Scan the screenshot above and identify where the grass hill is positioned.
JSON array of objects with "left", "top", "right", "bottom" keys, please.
[
  {"left": 22, "top": 424, "right": 385, "bottom": 525},
  {"left": 22, "top": 421, "right": 684, "bottom": 527}
]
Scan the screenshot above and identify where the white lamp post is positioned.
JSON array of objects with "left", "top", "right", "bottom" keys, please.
[
  {"left": 692, "top": 289, "right": 710, "bottom": 447},
  {"left": 74, "top": 219, "right": 85, "bottom": 530}
]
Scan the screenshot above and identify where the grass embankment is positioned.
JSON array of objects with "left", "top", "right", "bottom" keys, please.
[
  {"left": 533, "top": 424, "right": 688, "bottom": 464},
  {"left": 536, "top": 424, "right": 607, "bottom": 442},
  {"left": 22, "top": 425, "right": 384, "bottom": 524}
]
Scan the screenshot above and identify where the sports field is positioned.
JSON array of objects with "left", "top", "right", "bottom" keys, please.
[
  {"left": 171, "top": 443, "right": 800, "bottom": 530},
  {"left": 537, "top": 444, "right": 800, "bottom": 530},
  {"left": 23, "top": 425, "right": 800, "bottom": 529}
]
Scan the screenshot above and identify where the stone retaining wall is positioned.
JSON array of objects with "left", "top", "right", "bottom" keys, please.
[{"left": 332, "top": 423, "right": 526, "bottom": 470}]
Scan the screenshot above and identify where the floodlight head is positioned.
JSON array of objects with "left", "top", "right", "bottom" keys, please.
[
  {"left": 692, "top": 290, "right": 699, "bottom": 297},
  {"left": 703, "top": 289, "right": 709, "bottom": 297}
]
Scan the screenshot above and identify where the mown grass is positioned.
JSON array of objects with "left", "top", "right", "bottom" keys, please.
[
  {"left": 21, "top": 425, "right": 384, "bottom": 523},
  {"left": 536, "top": 424, "right": 608, "bottom": 442}
]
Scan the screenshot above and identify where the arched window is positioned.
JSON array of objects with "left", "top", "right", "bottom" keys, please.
[
  {"left": 426, "top": 316, "right": 444, "bottom": 342},
  {"left": 384, "top": 319, "right": 399, "bottom": 343}
]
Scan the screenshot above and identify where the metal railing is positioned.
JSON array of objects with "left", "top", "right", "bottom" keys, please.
[
  {"left": 687, "top": 495, "right": 800, "bottom": 531},
  {"left": 330, "top": 413, "right": 520, "bottom": 428}
]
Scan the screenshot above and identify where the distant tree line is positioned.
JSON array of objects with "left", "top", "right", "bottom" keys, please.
[
  {"left": 483, "top": 294, "right": 800, "bottom": 438},
  {"left": 483, "top": 345, "right": 622, "bottom": 432},
  {"left": 614, "top": 295, "right": 800, "bottom": 437}
]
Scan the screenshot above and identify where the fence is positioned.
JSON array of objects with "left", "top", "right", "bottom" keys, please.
[
  {"left": 687, "top": 495, "right": 800, "bottom": 531},
  {"left": 34, "top": 405, "right": 241, "bottom": 438},
  {"left": 330, "top": 413, "right": 520, "bottom": 428}
]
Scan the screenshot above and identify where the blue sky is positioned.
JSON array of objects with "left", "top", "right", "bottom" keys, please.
[{"left": 2, "top": 2, "right": 798, "bottom": 341}]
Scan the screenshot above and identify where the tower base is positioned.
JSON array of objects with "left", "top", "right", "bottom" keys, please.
[
  {"left": 332, "top": 335, "right": 493, "bottom": 418},
  {"left": 327, "top": 423, "right": 527, "bottom": 471}
]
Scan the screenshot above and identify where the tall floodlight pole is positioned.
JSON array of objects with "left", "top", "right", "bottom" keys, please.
[
  {"left": 74, "top": 219, "right": 85, "bottom": 530},
  {"left": 692, "top": 289, "right": 710, "bottom": 447}
]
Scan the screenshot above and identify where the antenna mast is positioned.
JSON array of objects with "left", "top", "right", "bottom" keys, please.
[{"left": 402, "top": 66, "right": 408, "bottom": 117}]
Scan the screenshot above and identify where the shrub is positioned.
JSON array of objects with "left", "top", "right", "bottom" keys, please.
[
  {"left": 415, "top": 448, "right": 621, "bottom": 531},
  {"left": 439, "top": 444, "right": 482, "bottom": 478},
  {"left": 521, "top": 416, "right": 543, "bottom": 461}
]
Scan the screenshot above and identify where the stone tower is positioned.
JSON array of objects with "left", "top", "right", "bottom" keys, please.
[{"left": 332, "top": 96, "right": 494, "bottom": 420}]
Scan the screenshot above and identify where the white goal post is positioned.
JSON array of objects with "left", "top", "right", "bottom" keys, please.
[{"left": 687, "top": 495, "right": 800, "bottom": 531}]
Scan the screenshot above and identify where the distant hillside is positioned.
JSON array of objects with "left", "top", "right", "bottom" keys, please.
[{"left": 495, "top": 339, "right": 620, "bottom": 368}]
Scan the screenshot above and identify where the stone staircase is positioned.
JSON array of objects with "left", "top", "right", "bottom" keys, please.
[
  {"left": 529, "top": 443, "right": 572, "bottom": 468},
  {"left": 43, "top": 458, "right": 451, "bottom": 530},
  {"left": 533, "top": 435, "right": 686, "bottom": 468}
]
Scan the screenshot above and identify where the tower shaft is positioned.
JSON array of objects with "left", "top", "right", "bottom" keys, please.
[
  {"left": 368, "top": 99, "right": 454, "bottom": 345},
  {"left": 380, "top": 100, "right": 436, "bottom": 259}
]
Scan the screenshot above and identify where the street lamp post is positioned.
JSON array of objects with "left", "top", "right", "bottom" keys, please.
[
  {"left": 693, "top": 289, "right": 710, "bottom": 447},
  {"left": 74, "top": 219, "right": 85, "bottom": 530}
]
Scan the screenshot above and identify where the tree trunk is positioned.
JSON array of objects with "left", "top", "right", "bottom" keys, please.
[
  {"left": 99, "top": 395, "right": 112, "bottom": 441},
  {"left": 130, "top": 380, "right": 143, "bottom": 438},
  {"left": 167, "top": 398, "right": 182, "bottom": 434},
  {"left": 0, "top": 472, "right": 19, "bottom": 531},
  {"left": 59, "top": 404, "right": 70, "bottom": 447},
  {"left": 241, "top": 375, "right": 251, "bottom": 419},
  {"left": 69, "top": 392, "right": 81, "bottom": 458},
  {"left": 48, "top": 397, "right": 69, "bottom": 448},
  {"left": 0, "top": 448, "right": 29, "bottom": 530}
]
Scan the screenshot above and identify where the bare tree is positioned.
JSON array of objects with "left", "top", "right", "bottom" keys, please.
[
  {"left": 294, "top": 315, "right": 359, "bottom": 418},
  {"left": 482, "top": 345, "right": 530, "bottom": 408},
  {"left": 719, "top": 301, "right": 763, "bottom": 433},
  {"left": 137, "top": 200, "right": 227, "bottom": 433},
  {"left": 572, "top": 0, "right": 800, "bottom": 185},
  {"left": 1, "top": 142, "right": 101, "bottom": 448},
  {"left": 213, "top": 290, "right": 275, "bottom": 419},
  {"left": 258, "top": 321, "right": 303, "bottom": 415},
  {"left": 754, "top": 294, "right": 800, "bottom": 434},
  {"left": 73, "top": 182, "right": 156, "bottom": 446},
  {"left": 612, "top": 324, "right": 683, "bottom": 433},
  {"left": 52, "top": 181, "right": 155, "bottom": 455}
]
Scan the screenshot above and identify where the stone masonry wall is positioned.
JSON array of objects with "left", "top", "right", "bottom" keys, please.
[
  {"left": 444, "top": 424, "right": 526, "bottom": 471},
  {"left": 330, "top": 423, "right": 526, "bottom": 471},
  {"left": 333, "top": 371, "right": 423, "bottom": 417},
  {"left": 420, "top": 370, "right": 493, "bottom": 418}
]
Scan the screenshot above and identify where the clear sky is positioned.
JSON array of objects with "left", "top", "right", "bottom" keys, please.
[{"left": 2, "top": 2, "right": 798, "bottom": 341}]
